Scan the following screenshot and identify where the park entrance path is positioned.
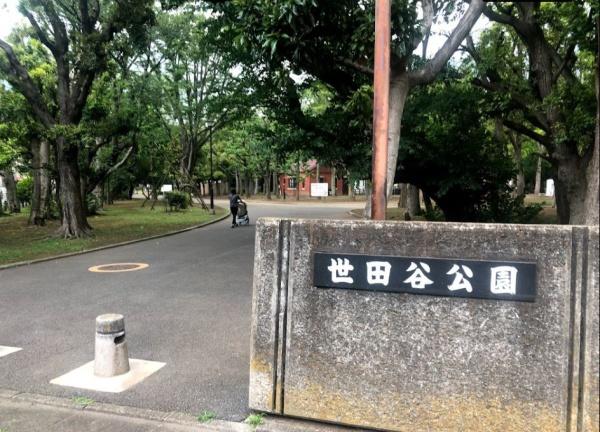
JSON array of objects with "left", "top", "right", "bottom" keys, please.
[{"left": 0, "top": 201, "right": 354, "bottom": 421}]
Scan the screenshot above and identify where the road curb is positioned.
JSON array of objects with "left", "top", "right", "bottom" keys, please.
[
  {"left": 0, "top": 209, "right": 230, "bottom": 271},
  {"left": 0, "top": 389, "right": 362, "bottom": 431},
  {"left": 0, "top": 389, "right": 249, "bottom": 431},
  {"left": 348, "top": 209, "right": 364, "bottom": 219}
]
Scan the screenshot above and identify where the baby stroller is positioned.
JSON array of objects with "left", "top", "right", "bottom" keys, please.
[{"left": 236, "top": 202, "right": 250, "bottom": 226}]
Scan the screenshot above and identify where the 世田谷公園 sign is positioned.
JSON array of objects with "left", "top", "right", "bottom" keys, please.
[{"left": 313, "top": 252, "right": 536, "bottom": 302}]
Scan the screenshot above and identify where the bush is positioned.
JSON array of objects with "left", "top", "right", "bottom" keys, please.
[
  {"left": 16, "top": 176, "right": 33, "bottom": 205},
  {"left": 480, "top": 194, "right": 543, "bottom": 224},
  {"left": 49, "top": 198, "right": 60, "bottom": 219},
  {"left": 165, "top": 191, "right": 191, "bottom": 210},
  {"left": 424, "top": 207, "right": 445, "bottom": 222},
  {"left": 86, "top": 194, "right": 102, "bottom": 215},
  {"left": 399, "top": 80, "right": 544, "bottom": 223}
]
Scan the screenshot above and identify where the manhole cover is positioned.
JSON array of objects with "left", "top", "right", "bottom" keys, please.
[{"left": 88, "top": 263, "right": 149, "bottom": 273}]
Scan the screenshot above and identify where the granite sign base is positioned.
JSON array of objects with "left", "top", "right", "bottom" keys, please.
[{"left": 249, "top": 219, "right": 599, "bottom": 432}]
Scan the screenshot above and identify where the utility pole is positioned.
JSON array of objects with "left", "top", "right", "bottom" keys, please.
[
  {"left": 371, "top": 0, "right": 391, "bottom": 220},
  {"left": 209, "top": 124, "right": 215, "bottom": 215}
]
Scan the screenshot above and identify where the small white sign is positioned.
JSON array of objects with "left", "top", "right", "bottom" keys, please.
[
  {"left": 160, "top": 184, "right": 173, "bottom": 193},
  {"left": 311, "top": 183, "right": 328, "bottom": 197}
]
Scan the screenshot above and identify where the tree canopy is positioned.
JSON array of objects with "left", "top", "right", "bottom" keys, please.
[{"left": 0, "top": 0, "right": 597, "bottom": 229}]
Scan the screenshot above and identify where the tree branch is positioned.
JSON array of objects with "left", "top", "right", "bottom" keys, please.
[
  {"left": 409, "top": 0, "right": 434, "bottom": 54},
  {"left": 35, "top": 0, "right": 68, "bottom": 55},
  {"left": 71, "top": 72, "right": 96, "bottom": 122},
  {"left": 503, "top": 119, "right": 551, "bottom": 148},
  {"left": 19, "top": 8, "right": 57, "bottom": 54},
  {"left": 550, "top": 41, "right": 577, "bottom": 84},
  {"left": 0, "top": 38, "right": 54, "bottom": 128},
  {"left": 54, "top": 0, "right": 81, "bottom": 30},
  {"left": 471, "top": 77, "right": 548, "bottom": 131},
  {"left": 106, "top": 146, "right": 134, "bottom": 176},
  {"left": 86, "top": 146, "right": 134, "bottom": 194},
  {"left": 339, "top": 57, "right": 373, "bottom": 75},
  {"left": 79, "top": 0, "right": 92, "bottom": 33},
  {"left": 482, "top": 5, "right": 514, "bottom": 26},
  {"left": 409, "top": 0, "right": 485, "bottom": 86},
  {"left": 464, "top": 35, "right": 478, "bottom": 60}
]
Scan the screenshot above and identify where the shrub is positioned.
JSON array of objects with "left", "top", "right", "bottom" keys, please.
[
  {"left": 424, "top": 207, "right": 445, "bottom": 222},
  {"left": 480, "top": 194, "right": 543, "bottom": 224},
  {"left": 165, "top": 191, "right": 191, "bottom": 210},
  {"left": 49, "top": 198, "right": 60, "bottom": 219},
  {"left": 86, "top": 194, "right": 102, "bottom": 215},
  {"left": 16, "top": 176, "right": 33, "bottom": 205}
]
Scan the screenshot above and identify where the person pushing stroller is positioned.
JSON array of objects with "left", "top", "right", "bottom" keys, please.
[{"left": 229, "top": 189, "right": 246, "bottom": 228}]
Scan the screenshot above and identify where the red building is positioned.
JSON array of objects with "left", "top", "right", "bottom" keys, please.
[{"left": 278, "top": 160, "right": 345, "bottom": 198}]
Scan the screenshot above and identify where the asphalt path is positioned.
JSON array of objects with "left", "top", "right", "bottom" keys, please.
[{"left": 0, "top": 201, "right": 354, "bottom": 421}]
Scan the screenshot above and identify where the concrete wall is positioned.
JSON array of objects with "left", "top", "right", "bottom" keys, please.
[{"left": 250, "top": 219, "right": 599, "bottom": 432}]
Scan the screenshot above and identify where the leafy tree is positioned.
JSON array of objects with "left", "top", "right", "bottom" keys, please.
[
  {"left": 399, "top": 78, "right": 540, "bottom": 222},
  {"left": 208, "top": 0, "right": 486, "bottom": 212},
  {"left": 467, "top": 1, "right": 598, "bottom": 223},
  {"left": 0, "top": 84, "right": 34, "bottom": 214},
  {"left": 0, "top": 30, "right": 56, "bottom": 223},
  {"left": 151, "top": 5, "right": 246, "bottom": 189},
  {"left": 0, "top": 0, "right": 155, "bottom": 237}
]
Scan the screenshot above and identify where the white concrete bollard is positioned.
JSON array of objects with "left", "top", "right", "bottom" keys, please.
[{"left": 94, "top": 314, "right": 130, "bottom": 377}]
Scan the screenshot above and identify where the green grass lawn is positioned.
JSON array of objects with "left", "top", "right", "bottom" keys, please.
[{"left": 0, "top": 200, "right": 226, "bottom": 266}]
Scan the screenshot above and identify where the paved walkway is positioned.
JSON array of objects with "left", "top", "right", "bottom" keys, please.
[{"left": 0, "top": 202, "right": 354, "bottom": 424}]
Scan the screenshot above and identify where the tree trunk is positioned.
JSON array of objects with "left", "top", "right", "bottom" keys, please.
[
  {"left": 423, "top": 192, "right": 434, "bottom": 214},
  {"left": 52, "top": 141, "right": 61, "bottom": 209},
  {"left": 56, "top": 136, "right": 91, "bottom": 237},
  {"left": 80, "top": 175, "right": 88, "bottom": 215},
  {"left": 386, "top": 73, "right": 410, "bottom": 199},
  {"left": 29, "top": 138, "right": 51, "bottom": 225},
  {"left": 265, "top": 172, "right": 271, "bottom": 200},
  {"left": 534, "top": 146, "right": 543, "bottom": 194},
  {"left": 364, "top": 183, "right": 372, "bottom": 218},
  {"left": 511, "top": 133, "right": 525, "bottom": 197},
  {"left": 254, "top": 177, "right": 259, "bottom": 195},
  {"left": 583, "top": 118, "right": 599, "bottom": 225},
  {"left": 273, "top": 171, "right": 279, "bottom": 197},
  {"left": 583, "top": 24, "right": 599, "bottom": 225},
  {"left": 346, "top": 171, "right": 353, "bottom": 198},
  {"left": 316, "top": 163, "right": 321, "bottom": 200},
  {"left": 330, "top": 167, "right": 336, "bottom": 197},
  {"left": 106, "top": 174, "right": 114, "bottom": 205},
  {"left": 296, "top": 156, "right": 301, "bottom": 201},
  {"left": 365, "top": 72, "right": 410, "bottom": 216},
  {"left": 553, "top": 149, "right": 589, "bottom": 225},
  {"left": 235, "top": 170, "right": 240, "bottom": 193},
  {"left": 407, "top": 184, "right": 420, "bottom": 217},
  {"left": 397, "top": 183, "right": 408, "bottom": 208},
  {"left": 30, "top": 137, "right": 42, "bottom": 220},
  {"left": 1, "top": 168, "right": 19, "bottom": 213}
]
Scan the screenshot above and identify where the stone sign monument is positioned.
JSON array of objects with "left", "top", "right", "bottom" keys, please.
[{"left": 250, "top": 219, "right": 598, "bottom": 432}]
